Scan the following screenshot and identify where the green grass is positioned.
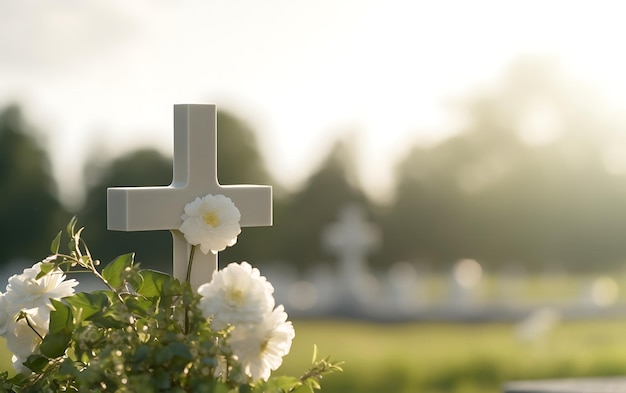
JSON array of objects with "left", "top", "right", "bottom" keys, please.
[
  {"left": 3, "top": 319, "right": 626, "bottom": 393},
  {"left": 278, "top": 319, "right": 626, "bottom": 393}
]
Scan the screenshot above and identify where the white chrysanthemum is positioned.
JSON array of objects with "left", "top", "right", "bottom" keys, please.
[
  {"left": 4, "top": 262, "right": 78, "bottom": 322},
  {"left": 5, "top": 312, "right": 48, "bottom": 374},
  {"left": 197, "top": 262, "right": 274, "bottom": 330},
  {"left": 229, "top": 305, "right": 295, "bottom": 381},
  {"left": 179, "top": 194, "right": 241, "bottom": 254},
  {"left": 0, "top": 262, "right": 76, "bottom": 373}
]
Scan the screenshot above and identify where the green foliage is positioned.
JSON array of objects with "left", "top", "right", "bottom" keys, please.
[
  {"left": 101, "top": 253, "right": 134, "bottom": 289},
  {"left": 0, "top": 222, "right": 341, "bottom": 392}
]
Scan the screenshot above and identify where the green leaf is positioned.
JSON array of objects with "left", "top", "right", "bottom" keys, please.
[
  {"left": 89, "top": 313, "right": 128, "bottom": 329},
  {"left": 154, "top": 346, "right": 173, "bottom": 364},
  {"left": 49, "top": 231, "right": 62, "bottom": 254},
  {"left": 64, "top": 292, "right": 109, "bottom": 321},
  {"left": 59, "top": 357, "right": 79, "bottom": 377},
  {"left": 168, "top": 342, "right": 193, "bottom": 361},
  {"left": 40, "top": 300, "right": 73, "bottom": 358},
  {"left": 154, "top": 369, "right": 172, "bottom": 390},
  {"left": 36, "top": 262, "right": 55, "bottom": 279},
  {"left": 66, "top": 216, "right": 78, "bottom": 237},
  {"left": 48, "top": 299, "right": 72, "bottom": 334},
  {"left": 135, "top": 270, "right": 178, "bottom": 298},
  {"left": 102, "top": 253, "right": 134, "bottom": 289},
  {"left": 23, "top": 354, "right": 49, "bottom": 373},
  {"left": 133, "top": 345, "right": 151, "bottom": 363},
  {"left": 124, "top": 296, "right": 153, "bottom": 316},
  {"left": 39, "top": 329, "right": 71, "bottom": 358}
]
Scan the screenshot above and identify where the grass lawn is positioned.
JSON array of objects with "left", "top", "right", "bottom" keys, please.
[
  {"left": 279, "top": 318, "right": 626, "bottom": 393},
  {"left": 3, "top": 319, "right": 626, "bottom": 393}
]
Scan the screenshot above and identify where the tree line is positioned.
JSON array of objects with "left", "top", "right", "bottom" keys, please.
[{"left": 3, "top": 59, "right": 626, "bottom": 275}]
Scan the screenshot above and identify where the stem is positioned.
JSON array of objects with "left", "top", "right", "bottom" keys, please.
[
  {"left": 184, "top": 245, "right": 196, "bottom": 334},
  {"left": 186, "top": 245, "right": 196, "bottom": 284},
  {"left": 24, "top": 315, "right": 44, "bottom": 341}
]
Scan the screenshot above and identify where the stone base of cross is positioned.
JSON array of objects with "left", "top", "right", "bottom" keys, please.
[{"left": 107, "top": 104, "right": 272, "bottom": 289}]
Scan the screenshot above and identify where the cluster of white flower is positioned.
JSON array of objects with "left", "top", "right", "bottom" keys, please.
[
  {"left": 197, "top": 262, "right": 295, "bottom": 381},
  {"left": 0, "top": 263, "right": 77, "bottom": 373},
  {"left": 183, "top": 194, "right": 295, "bottom": 382},
  {"left": 0, "top": 194, "right": 296, "bottom": 385}
]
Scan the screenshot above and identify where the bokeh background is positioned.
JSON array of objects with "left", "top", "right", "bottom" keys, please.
[{"left": 4, "top": 1, "right": 626, "bottom": 392}]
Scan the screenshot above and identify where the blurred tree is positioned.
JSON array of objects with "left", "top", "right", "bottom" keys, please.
[
  {"left": 0, "top": 104, "right": 67, "bottom": 264},
  {"left": 276, "top": 137, "right": 370, "bottom": 270},
  {"left": 79, "top": 110, "right": 276, "bottom": 271},
  {"left": 383, "top": 58, "right": 626, "bottom": 271}
]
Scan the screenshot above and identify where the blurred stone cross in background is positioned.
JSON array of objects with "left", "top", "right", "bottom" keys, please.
[
  {"left": 323, "top": 204, "right": 380, "bottom": 301},
  {"left": 107, "top": 104, "right": 272, "bottom": 289}
]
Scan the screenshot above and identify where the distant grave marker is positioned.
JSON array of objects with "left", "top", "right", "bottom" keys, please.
[
  {"left": 322, "top": 204, "right": 379, "bottom": 300},
  {"left": 387, "top": 261, "right": 422, "bottom": 311}
]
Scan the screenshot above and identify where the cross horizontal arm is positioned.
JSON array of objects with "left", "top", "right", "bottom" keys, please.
[
  {"left": 108, "top": 184, "right": 272, "bottom": 231},
  {"left": 107, "top": 186, "right": 184, "bottom": 231},
  {"left": 219, "top": 185, "right": 272, "bottom": 227}
]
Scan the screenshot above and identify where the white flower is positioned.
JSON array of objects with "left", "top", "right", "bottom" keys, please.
[
  {"left": 179, "top": 194, "right": 241, "bottom": 254},
  {"left": 4, "top": 262, "right": 78, "bottom": 322},
  {"left": 0, "top": 262, "right": 77, "bottom": 373},
  {"left": 197, "top": 262, "right": 274, "bottom": 330},
  {"left": 229, "top": 305, "right": 295, "bottom": 381},
  {"left": 5, "top": 312, "right": 48, "bottom": 374}
]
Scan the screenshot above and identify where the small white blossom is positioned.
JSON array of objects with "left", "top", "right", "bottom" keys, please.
[
  {"left": 4, "top": 262, "right": 77, "bottom": 322},
  {"left": 0, "top": 262, "right": 77, "bottom": 373},
  {"left": 179, "top": 194, "right": 241, "bottom": 254},
  {"left": 229, "top": 305, "right": 295, "bottom": 381},
  {"left": 197, "top": 262, "right": 274, "bottom": 330}
]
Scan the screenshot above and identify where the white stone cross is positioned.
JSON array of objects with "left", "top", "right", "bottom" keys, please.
[
  {"left": 322, "top": 204, "right": 379, "bottom": 286},
  {"left": 107, "top": 104, "right": 272, "bottom": 289}
]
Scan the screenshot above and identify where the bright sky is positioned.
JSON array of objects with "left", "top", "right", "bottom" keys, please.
[{"left": 1, "top": 0, "right": 626, "bottom": 209}]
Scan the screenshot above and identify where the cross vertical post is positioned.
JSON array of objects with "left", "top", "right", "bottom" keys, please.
[{"left": 107, "top": 104, "right": 272, "bottom": 289}]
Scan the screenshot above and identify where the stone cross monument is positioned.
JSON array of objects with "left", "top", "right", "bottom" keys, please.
[
  {"left": 107, "top": 104, "right": 272, "bottom": 289},
  {"left": 322, "top": 203, "right": 379, "bottom": 299}
]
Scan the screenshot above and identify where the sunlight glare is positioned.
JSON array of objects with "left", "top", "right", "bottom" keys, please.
[
  {"left": 590, "top": 276, "right": 619, "bottom": 307},
  {"left": 453, "top": 259, "right": 482, "bottom": 289}
]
